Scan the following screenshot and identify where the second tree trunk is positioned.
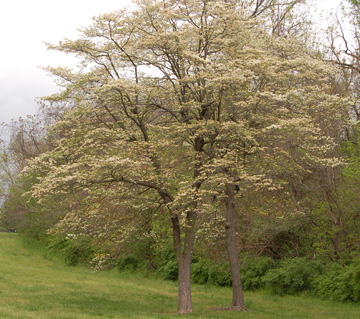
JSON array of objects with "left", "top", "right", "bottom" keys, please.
[{"left": 224, "top": 183, "right": 246, "bottom": 310}]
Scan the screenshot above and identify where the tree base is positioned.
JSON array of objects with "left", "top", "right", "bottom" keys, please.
[
  {"left": 211, "top": 306, "right": 248, "bottom": 312},
  {"left": 177, "top": 310, "right": 192, "bottom": 315}
]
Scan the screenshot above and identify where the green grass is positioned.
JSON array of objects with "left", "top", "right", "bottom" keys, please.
[{"left": 0, "top": 232, "right": 359, "bottom": 319}]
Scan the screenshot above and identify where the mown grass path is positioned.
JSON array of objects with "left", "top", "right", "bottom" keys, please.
[{"left": 0, "top": 232, "right": 359, "bottom": 319}]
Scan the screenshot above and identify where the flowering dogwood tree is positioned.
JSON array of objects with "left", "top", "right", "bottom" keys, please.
[{"left": 24, "top": 0, "right": 347, "bottom": 313}]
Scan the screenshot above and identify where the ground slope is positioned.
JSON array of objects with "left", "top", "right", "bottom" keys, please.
[{"left": 0, "top": 232, "right": 359, "bottom": 319}]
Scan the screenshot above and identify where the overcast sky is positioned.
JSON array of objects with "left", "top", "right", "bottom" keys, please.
[{"left": 0, "top": 0, "right": 344, "bottom": 125}]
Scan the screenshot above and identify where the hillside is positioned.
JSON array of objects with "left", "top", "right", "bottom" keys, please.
[{"left": 0, "top": 233, "right": 360, "bottom": 319}]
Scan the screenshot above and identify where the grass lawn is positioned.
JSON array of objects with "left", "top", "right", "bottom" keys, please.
[{"left": 0, "top": 232, "right": 359, "bottom": 319}]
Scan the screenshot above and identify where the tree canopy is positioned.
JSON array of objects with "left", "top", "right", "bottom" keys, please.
[{"left": 1, "top": 0, "right": 358, "bottom": 315}]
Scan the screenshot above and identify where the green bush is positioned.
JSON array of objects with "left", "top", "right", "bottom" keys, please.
[
  {"left": 191, "top": 261, "right": 209, "bottom": 284},
  {"left": 117, "top": 255, "right": 143, "bottom": 272},
  {"left": 314, "top": 259, "right": 360, "bottom": 302},
  {"left": 208, "top": 262, "right": 232, "bottom": 287},
  {"left": 158, "top": 259, "right": 178, "bottom": 280},
  {"left": 48, "top": 237, "right": 95, "bottom": 266},
  {"left": 263, "top": 258, "right": 323, "bottom": 295},
  {"left": 240, "top": 256, "right": 275, "bottom": 290},
  {"left": 157, "top": 247, "right": 178, "bottom": 280},
  {"left": 64, "top": 239, "right": 95, "bottom": 266}
]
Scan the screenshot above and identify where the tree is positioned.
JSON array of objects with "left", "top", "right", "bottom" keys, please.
[
  {"left": 0, "top": 114, "right": 65, "bottom": 236},
  {"left": 22, "top": 0, "right": 347, "bottom": 313},
  {"left": 306, "top": 0, "right": 360, "bottom": 260}
]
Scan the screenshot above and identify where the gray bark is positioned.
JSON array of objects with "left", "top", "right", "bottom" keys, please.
[
  {"left": 171, "top": 210, "right": 196, "bottom": 314},
  {"left": 224, "top": 183, "right": 246, "bottom": 310}
]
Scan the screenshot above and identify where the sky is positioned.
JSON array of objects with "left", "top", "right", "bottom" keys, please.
[{"left": 0, "top": 0, "right": 344, "bottom": 125}]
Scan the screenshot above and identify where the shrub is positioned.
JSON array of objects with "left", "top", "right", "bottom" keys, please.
[
  {"left": 63, "top": 239, "right": 95, "bottom": 266},
  {"left": 117, "top": 255, "right": 142, "bottom": 272},
  {"left": 208, "top": 262, "right": 232, "bottom": 287},
  {"left": 157, "top": 250, "right": 213, "bottom": 283},
  {"left": 157, "top": 247, "right": 178, "bottom": 280},
  {"left": 47, "top": 236, "right": 95, "bottom": 266},
  {"left": 240, "top": 256, "right": 275, "bottom": 290},
  {"left": 314, "top": 259, "right": 360, "bottom": 302},
  {"left": 159, "top": 259, "right": 178, "bottom": 280},
  {"left": 191, "top": 261, "right": 209, "bottom": 284},
  {"left": 263, "top": 258, "right": 323, "bottom": 295}
]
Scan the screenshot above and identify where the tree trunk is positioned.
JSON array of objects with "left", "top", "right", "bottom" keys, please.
[
  {"left": 171, "top": 211, "right": 196, "bottom": 314},
  {"left": 177, "top": 252, "right": 193, "bottom": 314},
  {"left": 170, "top": 135, "right": 202, "bottom": 314},
  {"left": 224, "top": 183, "right": 246, "bottom": 311}
]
